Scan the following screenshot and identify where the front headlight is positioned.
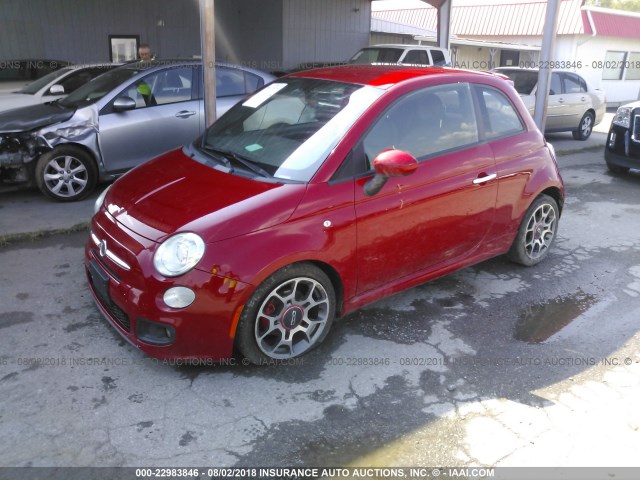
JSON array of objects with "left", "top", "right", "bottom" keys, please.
[
  {"left": 154, "top": 233, "right": 205, "bottom": 277},
  {"left": 613, "top": 106, "right": 632, "bottom": 128},
  {"left": 93, "top": 185, "right": 111, "bottom": 215}
]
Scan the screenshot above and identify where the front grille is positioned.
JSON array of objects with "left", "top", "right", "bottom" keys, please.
[
  {"left": 108, "top": 302, "right": 131, "bottom": 331},
  {"left": 633, "top": 113, "right": 640, "bottom": 142}
]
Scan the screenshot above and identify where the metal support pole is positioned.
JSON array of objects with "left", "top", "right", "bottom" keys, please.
[
  {"left": 437, "top": 0, "right": 452, "bottom": 51},
  {"left": 533, "top": 0, "right": 561, "bottom": 131},
  {"left": 200, "top": 0, "right": 216, "bottom": 127}
]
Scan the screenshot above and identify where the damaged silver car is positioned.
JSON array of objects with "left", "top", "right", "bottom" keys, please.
[{"left": 0, "top": 60, "right": 275, "bottom": 201}]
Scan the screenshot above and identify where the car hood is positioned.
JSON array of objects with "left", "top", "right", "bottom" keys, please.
[
  {"left": 0, "top": 93, "right": 40, "bottom": 114},
  {"left": 105, "top": 147, "right": 306, "bottom": 244},
  {"left": 0, "top": 102, "right": 75, "bottom": 134}
]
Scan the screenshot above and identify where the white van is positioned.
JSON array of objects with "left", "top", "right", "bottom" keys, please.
[{"left": 349, "top": 44, "right": 451, "bottom": 67}]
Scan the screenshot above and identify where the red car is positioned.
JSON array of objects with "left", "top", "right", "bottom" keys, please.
[{"left": 86, "top": 65, "right": 564, "bottom": 364}]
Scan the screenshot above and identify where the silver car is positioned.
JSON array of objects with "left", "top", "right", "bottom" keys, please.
[
  {"left": 0, "top": 60, "right": 275, "bottom": 201},
  {"left": 0, "top": 63, "right": 119, "bottom": 113},
  {"left": 495, "top": 67, "right": 606, "bottom": 140}
]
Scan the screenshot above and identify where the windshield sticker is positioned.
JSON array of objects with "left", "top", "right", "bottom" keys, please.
[
  {"left": 242, "top": 83, "right": 287, "bottom": 108},
  {"left": 244, "top": 144, "right": 263, "bottom": 152}
]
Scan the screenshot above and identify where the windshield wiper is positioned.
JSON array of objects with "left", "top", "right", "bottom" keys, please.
[
  {"left": 203, "top": 146, "right": 272, "bottom": 178},
  {"left": 199, "top": 146, "right": 233, "bottom": 170}
]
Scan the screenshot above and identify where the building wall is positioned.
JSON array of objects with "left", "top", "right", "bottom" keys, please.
[
  {"left": 282, "top": 0, "right": 371, "bottom": 70},
  {"left": 214, "top": 0, "right": 283, "bottom": 72},
  {"left": 0, "top": 0, "right": 200, "bottom": 62},
  {"left": 573, "top": 35, "right": 640, "bottom": 104}
]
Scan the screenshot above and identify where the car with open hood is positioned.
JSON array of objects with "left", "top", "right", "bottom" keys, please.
[
  {"left": 86, "top": 64, "right": 565, "bottom": 364},
  {"left": 0, "top": 60, "right": 275, "bottom": 200}
]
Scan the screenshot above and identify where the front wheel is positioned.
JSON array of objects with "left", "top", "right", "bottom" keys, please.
[
  {"left": 507, "top": 194, "right": 559, "bottom": 267},
  {"left": 235, "top": 263, "right": 336, "bottom": 364},
  {"left": 35, "top": 146, "right": 98, "bottom": 202},
  {"left": 572, "top": 112, "right": 594, "bottom": 140}
]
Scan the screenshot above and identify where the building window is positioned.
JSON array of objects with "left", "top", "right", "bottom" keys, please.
[
  {"left": 626, "top": 52, "right": 640, "bottom": 81},
  {"left": 603, "top": 51, "right": 626, "bottom": 80}
]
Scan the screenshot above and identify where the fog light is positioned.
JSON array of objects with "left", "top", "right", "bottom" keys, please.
[{"left": 163, "top": 287, "right": 196, "bottom": 308}]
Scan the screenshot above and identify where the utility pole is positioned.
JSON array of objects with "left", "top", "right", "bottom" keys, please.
[
  {"left": 200, "top": 0, "right": 216, "bottom": 127},
  {"left": 533, "top": 0, "right": 561, "bottom": 131}
]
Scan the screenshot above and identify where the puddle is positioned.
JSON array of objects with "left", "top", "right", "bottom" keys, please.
[{"left": 515, "top": 290, "right": 598, "bottom": 343}]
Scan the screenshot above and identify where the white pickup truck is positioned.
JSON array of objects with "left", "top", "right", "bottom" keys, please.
[{"left": 349, "top": 44, "right": 451, "bottom": 67}]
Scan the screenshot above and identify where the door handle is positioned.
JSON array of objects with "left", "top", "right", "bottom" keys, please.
[
  {"left": 473, "top": 173, "right": 497, "bottom": 185},
  {"left": 558, "top": 98, "right": 565, "bottom": 104},
  {"left": 581, "top": 97, "right": 586, "bottom": 102},
  {"left": 175, "top": 110, "right": 196, "bottom": 118}
]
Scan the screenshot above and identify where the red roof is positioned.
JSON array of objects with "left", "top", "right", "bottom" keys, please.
[
  {"left": 585, "top": 10, "right": 640, "bottom": 38},
  {"left": 373, "top": 0, "right": 640, "bottom": 39}
]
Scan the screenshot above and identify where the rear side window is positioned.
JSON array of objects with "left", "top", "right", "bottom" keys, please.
[
  {"left": 431, "top": 50, "right": 446, "bottom": 65},
  {"left": 403, "top": 50, "right": 430, "bottom": 65},
  {"left": 563, "top": 73, "right": 586, "bottom": 93},
  {"left": 476, "top": 86, "right": 524, "bottom": 140}
]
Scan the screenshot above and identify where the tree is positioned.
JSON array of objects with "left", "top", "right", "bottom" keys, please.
[{"left": 585, "top": 0, "right": 640, "bottom": 12}]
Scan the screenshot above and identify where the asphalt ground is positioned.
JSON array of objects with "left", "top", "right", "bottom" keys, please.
[{"left": 1, "top": 116, "right": 640, "bottom": 476}]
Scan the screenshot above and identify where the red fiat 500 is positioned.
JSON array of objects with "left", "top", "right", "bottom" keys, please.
[{"left": 86, "top": 65, "right": 564, "bottom": 364}]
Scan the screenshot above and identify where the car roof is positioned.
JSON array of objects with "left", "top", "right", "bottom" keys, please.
[
  {"left": 287, "top": 64, "right": 499, "bottom": 88},
  {"left": 366, "top": 44, "right": 445, "bottom": 50}
]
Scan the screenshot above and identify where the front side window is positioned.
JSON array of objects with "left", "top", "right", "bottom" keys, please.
[
  {"left": 477, "top": 86, "right": 524, "bottom": 140},
  {"left": 122, "top": 67, "right": 193, "bottom": 108},
  {"left": 200, "top": 78, "right": 384, "bottom": 182},
  {"left": 549, "top": 73, "right": 562, "bottom": 95},
  {"left": 362, "top": 83, "right": 479, "bottom": 165},
  {"left": 60, "top": 67, "right": 142, "bottom": 108}
]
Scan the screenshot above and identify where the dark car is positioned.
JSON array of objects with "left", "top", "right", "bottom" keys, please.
[
  {"left": 605, "top": 101, "right": 640, "bottom": 173},
  {"left": 86, "top": 65, "right": 565, "bottom": 364}
]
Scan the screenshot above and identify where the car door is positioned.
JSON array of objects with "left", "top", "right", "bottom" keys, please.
[
  {"left": 353, "top": 83, "right": 497, "bottom": 294},
  {"left": 558, "top": 72, "right": 590, "bottom": 128},
  {"left": 544, "top": 72, "right": 571, "bottom": 130},
  {"left": 98, "top": 66, "right": 202, "bottom": 173}
]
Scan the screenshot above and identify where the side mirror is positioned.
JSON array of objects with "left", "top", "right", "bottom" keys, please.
[
  {"left": 112, "top": 96, "right": 137, "bottom": 112},
  {"left": 364, "top": 149, "right": 418, "bottom": 197},
  {"left": 49, "top": 84, "right": 65, "bottom": 95}
]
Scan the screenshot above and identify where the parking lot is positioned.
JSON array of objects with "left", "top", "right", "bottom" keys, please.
[{"left": 1, "top": 127, "right": 640, "bottom": 468}]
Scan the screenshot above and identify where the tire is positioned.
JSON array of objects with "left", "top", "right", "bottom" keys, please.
[
  {"left": 572, "top": 111, "right": 594, "bottom": 141},
  {"left": 235, "top": 263, "right": 336, "bottom": 364},
  {"left": 35, "top": 145, "right": 98, "bottom": 202},
  {"left": 507, "top": 194, "right": 559, "bottom": 267},
  {"left": 606, "top": 162, "right": 629, "bottom": 174}
]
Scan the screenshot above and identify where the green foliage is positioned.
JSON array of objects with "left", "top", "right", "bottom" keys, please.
[{"left": 585, "top": 0, "right": 640, "bottom": 12}]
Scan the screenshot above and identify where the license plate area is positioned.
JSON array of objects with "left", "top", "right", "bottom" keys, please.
[{"left": 89, "top": 259, "right": 110, "bottom": 305}]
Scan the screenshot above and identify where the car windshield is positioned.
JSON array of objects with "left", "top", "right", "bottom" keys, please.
[
  {"left": 200, "top": 77, "right": 384, "bottom": 182},
  {"left": 19, "top": 68, "right": 72, "bottom": 94},
  {"left": 349, "top": 48, "right": 403, "bottom": 65},
  {"left": 498, "top": 69, "right": 538, "bottom": 95},
  {"left": 59, "top": 67, "right": 142, "bottom": 108}
]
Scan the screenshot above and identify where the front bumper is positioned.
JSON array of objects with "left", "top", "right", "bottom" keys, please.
[
  {"left": 84, "top": 211, "right": 251, "bottom": 361},
  {"left": 605, "top": 120, "right": 640, "bottom": 169}
]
